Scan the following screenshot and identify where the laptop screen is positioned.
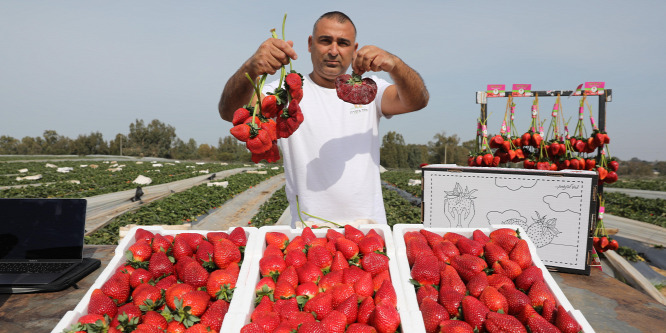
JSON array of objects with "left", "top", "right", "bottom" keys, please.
[{"left": 0, "top": 198, "right": 86, "bottom": 261}]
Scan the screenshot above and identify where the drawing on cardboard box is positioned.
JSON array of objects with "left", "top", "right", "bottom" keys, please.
[
  {"left": 424, "top": 167, "right": 596, "bottom": 273},
  {"left": 443, "top": 182, "right": 477, "bottom": 227}
]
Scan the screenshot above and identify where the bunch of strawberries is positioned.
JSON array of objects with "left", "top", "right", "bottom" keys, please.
[
  {"left": 64, "top": 227, "right": 248, "bottom": 333},
  {"left": 240, "top": 226, "right": 401, "bottom": 333},
  {"left": 230, "top": 15, "right": 304, "bottom": 164},
  {"left": 404, "top": 228, "right": 582, "bottom": 333}
]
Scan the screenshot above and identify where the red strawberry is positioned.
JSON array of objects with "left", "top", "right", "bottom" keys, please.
[
  {"left": 88, "top": 289, "right": 118, "bottom": 318},
  {"left": 228, "top": 227, "right": 247, "bottom": 247},
  {"left": 358, "top": 236, "right": 384, "bottom": 256},
  {"left": 151, "top": 233, "right": 172, "bottom": 253},
  {"left": 439, "top": 320, "right": 475, "bottom": 332},
  {"left": 296, "top": 281, "right": 320, "bottom": 300},
  {"left": 509, "top": 239, "right": 533, "bottom": 270},
  {"left": 431, "top": 240, "right": 459, "bottom": 263},
  {"left": 541, "top": 298, "right": 557, "bottom": 323},
  {"left": 528, "top": 280, "right": 556, "bottom": 309},
  {"left": 274, "top": 280, "right": 296, "bottom": 300},
  {"left": 420, "top": 298, "right": 448, "bottom": 333},
  {"left": 303, "top": 291, "right": 333, "bottom": 320},
  {"left": 165, "top": 283, "right": 195, "bottom": 311},
  {"left": 343, "top": 265, "right": 366, "bottom": 285},
  {"left": 344, "top": 225, "right": 365, "bottom": 244},
  {"left": 260, "top": 255, "right": 287, "bottom": 280},
  {"left": 526, "top": 310, "right": 560, "bottom": 333},
  {"left": 300, "top": 227, "right": 317, "bottom": 244},
  {"left": 484, "top": 242, "right": 509, "bottom": 266},
  {"left": 321, "top": 310, "right": 347, "bottom": 333},
  {"left": 373, "top": 269, "right": 391, "bottom": 292},
  {"left": 274, "top": 297, "right": 300, "bottom": 321},
  {"left": 132, "top": 283, "right": 162, "bottom": 311},
  {"left": 492, "top": 259, "right": 523, "bottom": 280},
  {"left": 276, "top": 100, "right": 304, "bottom": 139},
  {"left": 284, "top": 246, "right": 307, "bottom": 268},
  {"left": 297, "top": 321, "right": 326, "bottom": 333},
  {"left": 181, "top": 261, "right": 209, "bottom": 289},
  {"left": 357, "top": 296, "right": 376, "bottom": 325},
  {"left": 406, "top": 237, "right": 434, "bottom": 266},
  {"left": 462, "top": 295, "right": 490, "bottom": 331},
  {"left": 484, "top": 311, "right": 527, "bottom": 333},
  {"left": 319, "top": 268, "right": 344, "bottom": 291},
  {"left": 180, "top": 290, "right": 210, "bottom": 317},
  {"left": 372, "top": 302, "right": 401, "bottom": 333},
  {"left": 331, "top": 251, "right": 350, "bottom": 272},
  {"left": 230, "top": 123, "right": 252, "bottom": 142},
  {"left": 487, "top": 273, "right": 514, "bottom": 291},
  {"left": 329, "top": 283, "right": 354, "bottom": 307},
  {"left": 466, "top": 271, "right": 489, "bottom": 298},
  {"left": 335, "top": 72, "right": 378, "bottom": 105},
  {"left": 438, "top": 285, "right": 464, "bottom": 318},
  {"left": 101, "top": 272, "right": 131, "bottom": 305},
  {"left": 172, "top": 237, "right": 194, "bottom": 262},
  {"left": 450, "top": 254, "right": 488, "bottom": 282},
  {"left": 472, "top": 229, "right": 491, "bottom": 245},
  {"left": 354, "top": 271, "right": 375, "bottom": 301},
  {"left": 129, "top": 268, "right": 152, "bottom": 288},
  {"left": 374, "top": 279, "right": 397, "bottom": 307},
  {"left": 195, "top": 240, "right": 216, "bottom": 269},
  {"left": 148, "top": 251, "right": 174, "bottom": 279},
  {"left": 499, "top": 285, "right": 532, "bottom": 316},
  {"left": 207, "top": 269, "right": 236, "bottom": 301},
  {"left": 515, "top": 265, "right": 544, "bottom": 292},
  {"left": 416, "top": 283, "right": 439, "bottom": 306},
  {"left": 277, "top": 265, "right": 299, "bottom": 289},
  {"left": 127, "top": 240, "right": 152, "bottom": 264},
  {"left": 361, "top": 252, "right": 390, "bottom": 276},
  {"left": 346, "top": 323, "right": 377, "bottom": 333},
  {"left": 142, "top": 310, "right": 168, "bottom": 331},
  {"left": 261, "top": 94, "right": 282, "bottom": 118},
  {"left": 213, "top": 238, "right": 241, "bottom": 269},
  {"left": 443, "top": 232, "right": 466, "bottom": 244},
  {"left": 335, "top": 294, "right": 359, "bottom": 325},
  {"left": 285, "top": 71, "right": 303, "bottom": 91},
  {"left": 479, "top": 286, "right": 508, "bottom": 313},
  {"left": 255, "top": 276, "right": 276, "bottom": 299},
  {"left": 266, "top": 232, "right": 290, "bottom": 250},
  {"left": 419, "top": 229, "right": 444, "bottom": 247},
  {"left": 411, "top": 255, "right": 440, "bottom": 287},
  {"left": 439, "top": 262, "right": 467, "bottom": 295},
  {"left": 307, "top": 245, "right": 333, "bottom": 271},
  {"left": 232, "top": 107, "right": 251, "bottom": 126},
  {"left": 297, "top": 262, "right": 323, "bottom": 284},
  {"left": 134, "top": 228, "right": 154, "bottom": 243},
  {"left": 326, "top": 229, "right": 345, "bottom": 242},
  {"left": 456, "top": 237, "right": 484, "bottom": 256},
  {"left": 555, "top": 305, "right": 582, "bottom": 333}
]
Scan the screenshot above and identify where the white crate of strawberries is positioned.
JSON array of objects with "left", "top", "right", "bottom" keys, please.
[
  {"left": 232, "top": 224, "right": 422, "bottom": 333},
  {"left": 392, "top": 224, "right": 595, "bottom": 333},
  {"left": 52, "top": 226, "right": 257, "bottom": 333}
]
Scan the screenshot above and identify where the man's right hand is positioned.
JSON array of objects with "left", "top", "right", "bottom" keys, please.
[{"left": 245, "top": 38, "right": 298, "bottom": 78}]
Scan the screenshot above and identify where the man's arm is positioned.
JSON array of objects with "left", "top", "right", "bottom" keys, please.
[
  {"left": 352, "top": 45, "right": 429, "bottom": 116},
  {"left": 218, "top": 38, "right": 297, "bottom": 122}
]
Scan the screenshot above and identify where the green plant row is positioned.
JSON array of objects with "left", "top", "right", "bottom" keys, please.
[
  {"left": 605, "top": 177, "right": 666, "bottom": 192},
  {"left": 0, "top": 160, "right": 243, "bottom": 198},
  {"left": 85, "top": 169, "right": 283, "bottom": 245},
  {"left": 250, "top": 186, "right": 288, "bottom": 228},
  {"left": 383, "top": 187, "right": 422, "bottom": 227},
  {"left": 604, "top": 192, "right": 666, "bottom": 228},
  {"left": 381, "top": 169, "right": 423, "bottom": 199}
]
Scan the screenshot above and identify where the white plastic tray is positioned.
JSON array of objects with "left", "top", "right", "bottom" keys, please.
[
  {"left": 392, "top": 223, "right": 594, "bottom": 333},
  {"left": 228, "top": 224, "right": 425, "bottom": 333},
  {"left": 51, "top": 226, "right": 258, "bottom": 333}
]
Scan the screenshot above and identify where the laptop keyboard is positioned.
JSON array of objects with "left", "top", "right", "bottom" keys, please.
[{"left": 0, "top": 262, "right": 75, "bottom": 274}]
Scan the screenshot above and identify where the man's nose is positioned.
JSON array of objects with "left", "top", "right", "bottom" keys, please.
[{"left": 328, "top": 43, "right": 339, "bottom": 57}]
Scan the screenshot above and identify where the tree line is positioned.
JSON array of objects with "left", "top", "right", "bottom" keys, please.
[{"left": 1, "top": 119, "right": 664, "bottom": 176}]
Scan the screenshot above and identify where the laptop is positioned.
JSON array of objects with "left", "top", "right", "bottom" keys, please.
[{"left": 0, "top": 198, "right": 99, "bottom": 293}]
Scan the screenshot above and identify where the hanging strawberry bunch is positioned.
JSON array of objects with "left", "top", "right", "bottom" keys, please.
[
  {"left": 229, "top": 14, "right": 304, "bottom": 164},
  {"left": 543, "top": 95, "right": 567, "bottom": 164},
  {"left": 490, "top": 97, "right": 523, "bottom": 164},
  {"left": 593, "top": 198, "right": 619, "bottom": 253},
  {"left": 467, "top": 119, "right": 499, "bottom": 167}
]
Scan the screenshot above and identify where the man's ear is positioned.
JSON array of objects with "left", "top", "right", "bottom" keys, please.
[{"left": 308, "top": 35, "right": 313, "bottom": 52}]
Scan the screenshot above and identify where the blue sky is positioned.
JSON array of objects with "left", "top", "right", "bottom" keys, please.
[{"left": 1, "top": 1, "right": 664, "bottom": 161}]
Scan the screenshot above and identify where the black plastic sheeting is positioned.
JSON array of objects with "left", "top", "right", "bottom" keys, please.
[
  {"left": 381, "top": 181, "right": 422, "bottom": 207},
  {"left": 611, "top": 235, "right": 666, "bottom": 285}
]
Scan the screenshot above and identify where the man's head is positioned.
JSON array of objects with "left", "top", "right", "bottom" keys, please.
[{"left": 308, "top": 11, "right": 358, "bottom": 88}]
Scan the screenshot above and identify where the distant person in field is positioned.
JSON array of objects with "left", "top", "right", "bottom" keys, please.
[{"left": 218, "top": 11, "right": 429, "bottom": 227}]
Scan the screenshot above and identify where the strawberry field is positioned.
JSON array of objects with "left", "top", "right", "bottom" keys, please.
[
  {"left": 0, "top": 160, "right": 243, "bottom": 198},
  {"left": 604, "top": 192, "right": 666, "bottom": 228},
  {"left": 85, "top": 168, "right": 283, "bottom": 245}
]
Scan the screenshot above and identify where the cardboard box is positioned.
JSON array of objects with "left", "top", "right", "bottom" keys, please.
[
  {"left": 392, "top": 224, "right": 595, "bottom": 332},
  {"left": 51, "top": 226, "right": 258, "bottom": 333},
  {"left": 421, "top": 165, "right": 598, "bottom": 274}
]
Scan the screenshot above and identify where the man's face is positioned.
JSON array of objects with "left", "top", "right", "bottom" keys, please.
[{"left": 308, "top": 17, "right": 357, "bottom": 87}]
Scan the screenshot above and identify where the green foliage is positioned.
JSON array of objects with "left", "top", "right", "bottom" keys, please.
[
  {"left": 251, "top": 186, "right": 288, "bottom": 227},
  {"left": 0, "top": 160, "right": 242, "bottom": 198},
  {"left": 381, "top": 170, "right": 422, "bottom": 198},
  {"left": 605, "top": 177, "right": 666, "bottom": 191},
  {"left": 85, "top": 169, "right": 283, "bottom": 245},
  {"left": 616, "top": 246, "right": 644, "bottom": 262},
  {"left": 383, "top": 187, "right": 422, "bottom": 227},
  {"left": 604, "top": 192, "right": 666, "bottom": 228}
]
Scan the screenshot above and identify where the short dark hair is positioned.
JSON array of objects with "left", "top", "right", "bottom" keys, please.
[{"left": 313, "top": 11, "right": 357, "bottom": 37}]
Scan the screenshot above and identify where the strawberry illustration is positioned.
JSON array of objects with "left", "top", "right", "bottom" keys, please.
[
  {"left": 335, "top": 71, "right": 378, "bottom": 105},
  {"left": 443, "top": 183, "right": 477, "bottom": 227},
  {"left": 524, "top": 211, "right": 561, "bottom": 248}
]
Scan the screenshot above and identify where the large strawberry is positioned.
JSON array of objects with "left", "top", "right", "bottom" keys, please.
[{"left": 335, "top": 71, "right": 377, "bottom": 105}]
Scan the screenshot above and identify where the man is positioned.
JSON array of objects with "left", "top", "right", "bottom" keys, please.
[{"left": 219, "top": 11, "right": 429, "bottom": 227}]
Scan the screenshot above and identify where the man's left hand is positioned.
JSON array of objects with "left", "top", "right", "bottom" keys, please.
[{"left": 352, "top": 45, "right": 397, "bottom": 75}]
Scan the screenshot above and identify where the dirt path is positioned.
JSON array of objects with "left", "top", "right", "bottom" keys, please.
[{"left": 192, "top": 173, "right": 286, "bottom": 231}]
